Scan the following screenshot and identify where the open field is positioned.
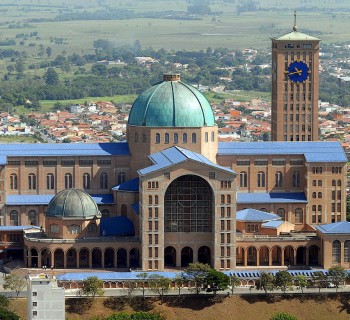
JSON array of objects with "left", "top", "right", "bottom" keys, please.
[
  {"left": 0, "top": 0, "right": 349, "bottom": 55},
  {"left": 9, "top": 294, "right": 350, "bottom": 320}
]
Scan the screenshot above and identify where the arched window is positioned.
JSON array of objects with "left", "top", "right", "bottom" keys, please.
[
  {"left": 338, "top": 179, "right": 342, "bottom": 186},
  {"left": 64, "top": 173, "right": 72, "bottom": 189},
  {"left": 240, "top": 171, "right": 247, "bottom": 188},
  {"left": 88, "top": 223, "right": 97, "bottom": 233},
  {"left": 10, "top": 173, "right": 18, "bottom": 190},
  {"left": 83, "top": 173, "right": 91, "bottom": 189},
  {"left": 318, "top": 192, "right": 322, "bottom": 198},
  {"left": 10, "top": 210, "right": 19, "bottom": 226},
  {"left": 155, "top": 195, "right": 159, "bottom": 205},
  {"left": 332, "top": 179, "right": 336, "bottom": 186},
  {"left": 46, "top": 173, "right": 54, "bottom": 190},
  {"left": 68, "top": 224, "right": 80, "bottom": 234},
  {"left": 344, "top": 240, "right": 350, "bottom": 262},
  {"left": 174, "top": 133, "right": 178, "bottom": 144},
  {"left": 191, "top": 133, "right": 196, "bottom": 143},
  {"left": 312, "top": 192, "right": 316, "bottom": 198},
  {"left": 100, "top": 172, "right": 108, "bottom": 189},
  {"left": 155, "top": 133, "right": 160, "bottom": 144},
  {"left": 257, "top": 171, "right": 265, "bottom": 187},
  {"left": 134, "top": 132, "right": 138, "bottom": 143},
  {"left": 312, "top": 205, "right": 316, "bottom": 213},
  {"left": 149, "top": 196, "right": 152, "bottom": 205},
  {"left": 227, "top": 195, "right": 231, "bottom": 204},
  {"left": 318, "top": 205, "right": 322, "bottom": 212},
  {"left": 318, "top": 180, "right": 322, "bottom": 186},
  {"left": 182, "top": 133, "right": 187, "bottom": 143},
  {"left": 118, "top": 172, "right": 126, "bottom": 185},
  {"left": 312, "top": 180, "right": 316, "bottom": 186},
  {"left": 295, "top": 208, "right": 303, "bottom": 224},
  {"left": 211, "top": 131, "right": 215, "bottom": 142},
  {"left": 275, "top": 171, "right": 283, "bottom": 187},
  {"left": 164, "top": 133, "right": 169, "bottom": 144},
  {"left": 332, "top": 240, "right": 341, "bottom": 263},
  {"left": 205, "top": 132, "right": 208, "bottom": 142},
  {"left": 221, "top": 195, "right": 225, "bottom": 204},
  {"left": 277, "top": 208, "right": 285, "bottom": 220},
  {"left": 292, "top": 171, "right": 300, "bottom": 187},
  {"left": 28, "top": 173, "right": 37, "bottom": 190},
  {"left": 28, "top": 210, "right": 38, "bottom": 226}
]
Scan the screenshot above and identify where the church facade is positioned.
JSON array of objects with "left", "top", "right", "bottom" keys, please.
[{"left": 0, "top": 25, "right": 349, "bottom": 272}]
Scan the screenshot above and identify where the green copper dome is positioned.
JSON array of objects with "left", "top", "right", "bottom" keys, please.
[
  {"left": 46, "top": 189, "right": 100, "bottom": 219},
  {"left": 128, "top": 74, "right": 215, "bottom": 127}
]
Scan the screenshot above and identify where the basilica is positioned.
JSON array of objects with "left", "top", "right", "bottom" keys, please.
[{"left": 0, "top": 26, "right": 349, "bottom": 272}]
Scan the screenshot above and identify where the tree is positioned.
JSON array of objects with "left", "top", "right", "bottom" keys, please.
[
  {"left": 182, "top": 262, "right": 211, "bottom": 294},
  {"left": 204, "top": 269, "right": 230, "bottom": 295},
  {"left": 44, "top": 68, "right": 59, "bottom": 86},
  {"left": 125, "top": 281, "right": 137, "bottom": 301},
  {"left": 274, "top": 270, "right": 293, "bottom": 294},
  {"left": 328, "top": 265, "right": 347, "bottom": 292},
  {"left": 270, "top": 312, "right": 298, "bottom": 320},
  {"left": 148, "top": 275, "right": 170, "bottom": 302},
  {"left": 79, "top": 276, "right": 104, "bottom": 298},
  {"left": 136, "top": 272, "right": 148, "bottom": 300},
  {"left": 255, "top": 272, "right": 275, "bottom": 294},
  {"left": 295, "top": 275, "right": 307, "bottom": 294},
  {"left": 0, "top": 295, "right": 9, "bottom": 309},
  {"left": 229, "top": 274, "right": 241, "bottom": 295},
  {"left": 46, "top": 46, "right": 52, "bottom": 57},
  {"left": 0, "top": 309, "right": 19, "bottom": 320},
  {"left": 3, "top": 274, "right": 26, "bottom": 298},
  {"left": 15, "top": 59, "right": 25, "bottom": 73},
  {"left": 311, "top": 271, "right": 327, "bottom": 293},
  {"left": 173, "top": 273, "right": 187, "bottom": 296}
]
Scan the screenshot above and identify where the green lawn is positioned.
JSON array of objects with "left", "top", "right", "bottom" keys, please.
[{"left": 0, "top": 135, "right": 40, "bottom": 143}]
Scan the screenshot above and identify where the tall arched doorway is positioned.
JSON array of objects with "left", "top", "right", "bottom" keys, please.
[
  {"left": 198, "top": 246, "right": 211, "bottom": 265},
  {"left": 30, "top": 248, "right": 38, "bottom": 267},
  {"left": 92, "top": 248, "right": 102, "bottom": 268},
  {"left": 79, "top": 248, "right": 89, "bottom": 268},
  {"left": 181, "top": 247, "right": 193, "bottom": 267},
  {"left": 67, "top": 249, "right": 77, "bottom": 268},
  {"left": 308, "top": 245, "right": 319, "bottom": 266},
  {"left": 296, "top": 246, "right": 306, "bottom": 265},
  {"left": 129, "top": 248, "right": 140, "bottom": 268},
  {"left": 117, "top": 248, "right": 127, "bottom": 268},
  {"left": 54, "top": 249, "right": 64, "bottom": 268},
  {"left": 41, "top": 248, "right": 51, "bottom": 267},
  {"left": 105, "top": 248, "right": 115, "bottom": 268},
  {"left": 164, "top": 246, "right": 176, "bottom": 267}
]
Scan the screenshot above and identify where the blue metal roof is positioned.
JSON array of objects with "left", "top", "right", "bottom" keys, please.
[
  {"left": 0, "top": 226, "right": 40, "bottom": 231},
  {"left": 131, "top": 202, "right": 139, "bottom": 215},
  {"left": 236, "top": 208, "right": 281, "bottom": 222},
  {"left": 6, "top": 194, "right": 114, "bottom": 205},
  {"left": 139, "top": 146, "right": 235, "bottom": 176},
  {"left": 100, "top": 216, "right": 134, "bottom": 237},
  {"left": 112, "top": 178, "right": 139, "bottom": 192},
  {"left": 316, "top": 221, "right": 350, "bottom": 234},
  {"left": 0, "top": 142, "right": 129, "bottom": 158},
  {"left": 57, "top": 269, "right": 343, "bottom": 282},
  {"left": 237, "top": 192, "right": 307, "bottom": 204},
  {"left": 218, "top": 141, "right": 347, "bottom": 163},
  {"left": 262, "top": 220, "right": 284, "bottom": 228}
]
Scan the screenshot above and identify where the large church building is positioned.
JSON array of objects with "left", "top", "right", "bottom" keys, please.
[{"left": 0, "top": 24, "right": 349, "bottom": 272}]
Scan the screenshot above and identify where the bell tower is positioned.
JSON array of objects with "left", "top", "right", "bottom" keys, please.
[{"left": 271, "top": 12, "right": 320, "bottom": 142}]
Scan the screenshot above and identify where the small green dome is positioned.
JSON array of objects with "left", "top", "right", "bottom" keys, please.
[
  {"left": 46, "top": 189, "right": 100, "bottom": 219},
  {"left": 128, "top": 74, "right": 215, "bottom": 127}
]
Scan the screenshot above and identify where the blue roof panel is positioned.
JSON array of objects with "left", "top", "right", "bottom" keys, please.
[
  {"left": 218, "top": 141, "right": 347, "bottom": 163},
  {"left": 237, "top": 192, "right": 307, "bottom": 204},
  {"left": 0, "top": 142, "right": 129, "bottom": 158},
  {"left": 236, "top": 208, "right": 280, "bottom": 222},
  {"left": 262, "top": 220, "right": 284, "bottom": 228},
  {"left": 100, "top": 216, "right": 134, "bottom": 237},
  {"left": 0, "top": 226, "right": 40, "bottom": 231},
  {"left": 139, "top": 146, "right": 235, "bottom": 176},
  {"left": 7, "top": 194, "right": 114, "bottom": 205},
  {"left": 112, "top": 178, "right": 139, "bottom": 192},
  {"left": 316, "top": 221, "right": 350, "bottom": 234}
]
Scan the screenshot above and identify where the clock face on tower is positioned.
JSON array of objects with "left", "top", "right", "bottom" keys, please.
[{"left": 287, "top": 60, "right": 309, "bottom": 83}]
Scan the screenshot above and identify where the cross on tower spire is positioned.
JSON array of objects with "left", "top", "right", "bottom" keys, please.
[{"left": 293, "top": 10, "right": 298, "bottom": 31}]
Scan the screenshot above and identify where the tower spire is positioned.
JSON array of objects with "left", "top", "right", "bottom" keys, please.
[{"left": 293, "top": 10, "right": 298, "bottom": 31}]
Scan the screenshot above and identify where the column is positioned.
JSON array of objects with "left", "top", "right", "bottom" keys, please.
[
  {"left": 38, "top": 251, "right": 42, "bottom": 269},
  {"left": 293, "top": 248, "right": 297, "bottom": 266},
  {"left": 76, "top": 251, "right": 80, "bottom": 269},
  {"left": 28, "top": 249, "right": 32, "bottom": 268},
  {"left": 305, "top": 248, "right": 309, "bottom": 265},
  {"left": 269, "top": 249, "right": 272, "bottom": 266},
  {"left": 281, "top": 249, "right": 285, "bottom": 266},
  {"left": 50, "top": 251, "right": 54, "bottom": 268},
  {"left": 256, "top": 249, "right": 260, "bottom": 267},
  {"left": 193, "top": 246, "right": 198, "bottom": 263},
  {"left": 244, "top": 248, "right": 248, "bottom": 267},
  {"left": 64, "top": 252, "right": 67, "bottom": 269},
  {"left": 176, "top": 246, "right": 181, "bottom": 268},
  {"left": 89, "top": 250, "right": 92, "bottom": 268},
  {"left": 101, "top": 250, "right": 105, "bottom": 268}
]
